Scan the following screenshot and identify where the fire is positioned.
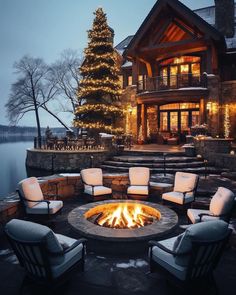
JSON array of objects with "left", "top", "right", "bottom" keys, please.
[{"left": 94, "top": 203, "right": 157, "bottom": 229}]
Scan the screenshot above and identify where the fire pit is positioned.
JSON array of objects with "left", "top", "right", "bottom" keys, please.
[
  {"left": 85, "top": 202, "right": 161, "bottom": 229},
  {"left": 68, "top": 200, "right": 178, "bottom": 254}
]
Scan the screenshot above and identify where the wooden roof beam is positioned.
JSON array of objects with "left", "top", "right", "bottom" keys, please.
[{"left": 140, "top": 38, "right": 206, "bottom": 52}]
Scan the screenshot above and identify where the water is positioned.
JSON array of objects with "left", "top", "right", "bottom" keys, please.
[{"left": 0, "top": 140, "right": 33, "bottom": 199}]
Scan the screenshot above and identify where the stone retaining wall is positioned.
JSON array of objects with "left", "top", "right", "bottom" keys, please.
[
  {"left": 0, "top": 174, "right": 173, "bottom": 223},
  {"left": 26, "top": 149, "right": 111, "bottom": 172},
  {"left": 194, "top": 138, "right": 236, "bottom": 171}
]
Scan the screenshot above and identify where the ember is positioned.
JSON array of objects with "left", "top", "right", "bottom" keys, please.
[{"left": 87, "top": 203, "right": 160, "bottom": 229}]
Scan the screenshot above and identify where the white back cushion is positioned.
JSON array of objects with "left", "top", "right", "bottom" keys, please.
[
  {"left": 5, "top": 219, "right": 63, "bottom": 254},
  {"left": 129, "top": 167, "right": 150, "bottom": 186},
  {"left": 174, "top": 172, "right": 198, "bottom": 193},
  {"left": 210, "top": 187, "right": 235, "bottom": 216},
  {"left": 19, "top": 177, "right": 44, "bottom": 208},
  {"left": 81, "top": 168, "right": 103, "bottom": 186}
]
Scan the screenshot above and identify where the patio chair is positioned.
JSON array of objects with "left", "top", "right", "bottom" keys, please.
[
  {"left": 4, "top": 219, "right": 86, "bottom": 289},
  {"left": 162, "top": 172, "right": 199, "bottom": 208},
  {"left": 80, "top": 168, "right": 112, "bottom": 201},
  {"left": 127, "top": 167, "right": 150, "bottom": 200},
  {"left": 149, "top": 220, "right": 231, "bottom": 291},
  {"left": 17, "top": 177, "right": 63, "bottom": 218},
  {"left": 187, "top": 187, "right": 235, "bottom": 224}
]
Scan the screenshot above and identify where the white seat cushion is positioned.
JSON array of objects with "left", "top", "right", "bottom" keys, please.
[
  {"left": 81, "top": 168, "right": 103, "bottom": 186},
  {"left": 19, "top": 177, "right": 44, "bottom": 208},
  {"left": 162, "top": 191, "right": 194, "bottom": 205},
  {"left": 26, "top": 200, "right": 63, "bottom": 215},
  {"left": 84, "top": 185, "right": 111, "bottom": 196},
  {"left": 187, "top": 208, "right": 219, "bottom": 224},
  {"left": 127, "top": 185, "right": 148, "bottom": 195},
  {"left": 129, "top": 167, "right": 150, "bottom": 186},
  {"left": 151, "top": 244, "right": 187, "bottom": 281},
  {"left": 174, "top": 172, "right": 198, "bottom": 193},
  {"left": 51, "top": 242, "right": 83, "bottom": 278},
  {"left": 210, "top": 187, "right": 235, "bottom": 216}
]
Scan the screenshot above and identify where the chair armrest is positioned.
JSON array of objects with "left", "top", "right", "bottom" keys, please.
[
  {"left": 148, "top": 240, "right": 178, "bottom": 256},
  {"left": 198, "top": 212, "right": 226, "bottom": 221},
  {"left": 64, "top": 238, "right": 87, "bottom": 253},
  {"left": 23, "top": 198, "right": 50, "bottom": 204}
]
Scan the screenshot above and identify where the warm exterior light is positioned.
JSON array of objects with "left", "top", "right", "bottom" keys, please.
[
  {"left": 230, "top": 150, "right": 235, "bottom": 155},
  {"left": 74, "top": 7, "right": 123, "bottom": 134},
  {"left": 224, "top": 104, "right": 231, "bottom": 138}
]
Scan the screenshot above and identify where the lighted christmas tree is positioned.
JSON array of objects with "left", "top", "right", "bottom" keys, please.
[{"left": 74, "top": 7, "right": 123, "bottom": 134}]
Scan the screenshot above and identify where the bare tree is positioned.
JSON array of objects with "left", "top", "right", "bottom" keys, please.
[
  {"left": 5, "top": 56, "right": 49, "bottom": 147},
  {"left": 5, "top": 55, "right": 73, "bottom": 147},
  {"left": 50, "top": 49, "right": 82, "bottom": 113}
]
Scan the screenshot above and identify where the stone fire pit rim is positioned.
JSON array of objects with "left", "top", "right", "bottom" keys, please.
[{"left": 68, "top": 200, "right": 178, "bottom": 242}]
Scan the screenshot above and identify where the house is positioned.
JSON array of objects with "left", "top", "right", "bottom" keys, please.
[{"left": 116, "top": 0, "right": 236, "bottom": 143}]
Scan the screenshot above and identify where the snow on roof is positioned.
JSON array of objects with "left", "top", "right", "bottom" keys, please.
[
  {"left": 115, "top": 35, "right": 133, "bottom": 55},
  {"left": 194, "top": 4, "right": 236, "bottom": 49},
  {"left": 121, "top": 61, "right": 132, "bottom": 68}
]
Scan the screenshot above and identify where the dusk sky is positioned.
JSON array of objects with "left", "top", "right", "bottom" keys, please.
[{"left": 0, "top": 0, "right": 214, "bottom": 128}]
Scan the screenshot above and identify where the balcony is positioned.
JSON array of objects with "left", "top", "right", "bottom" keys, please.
[{"left": 137, "top": 74, "right": 207, "bottom": 93}]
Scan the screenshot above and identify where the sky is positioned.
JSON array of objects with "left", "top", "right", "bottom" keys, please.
[{"left": 0, "top": 0, "right": 215, "bottom": 128}]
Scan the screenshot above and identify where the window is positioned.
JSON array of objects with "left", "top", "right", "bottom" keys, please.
[
  {"left": 192, "top": 111, "right": 200, "bottom": 126},
  {"left": 170, "top": 112, "right": 178, "bottom": 132},
  {"left": 160, "top": 112, "right": 168, "bottom": 131},
  {"left": 181, "top": 111, "right": 189, "bottom": 131},
  {"left": 119, "top": 75, "right": 123, "bottom": 88},
  {"left": 128, "top": 76, "right": 132, "bottom": 86}
]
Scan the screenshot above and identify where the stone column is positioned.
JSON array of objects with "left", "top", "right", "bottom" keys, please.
[{"left": 141, "top": 104, "right": 147, "bottom": 142}]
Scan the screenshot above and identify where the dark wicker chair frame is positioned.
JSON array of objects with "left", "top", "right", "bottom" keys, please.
[
  {"left": 17, "top": 189, "right": 62, "bottom": 221},
  {"left": 127, "top": 178, "right": 150, "bottom": 200},
  {"left": 149, "top": 229, "right": 232, "bottom": 291},
  {"left": 191, "top": 195, "right": 235, "bottom": 224},
  {"left": 163, "top": 174, "right": 199, "bottom": 209},
  {"left": 5, "top": 227, "right": 86, "bottom": 290},
  {"left": 80, "top": 175, "right": 112, "bottom": 202}
]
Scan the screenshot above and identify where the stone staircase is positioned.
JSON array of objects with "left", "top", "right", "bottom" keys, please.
[{"left": 101, "top": 151, "right": 229, "bottom": 175}]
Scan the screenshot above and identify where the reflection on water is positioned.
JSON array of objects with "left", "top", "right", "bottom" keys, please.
[{"left": 0, "top": 140, "right": 52, "bottom": 199}]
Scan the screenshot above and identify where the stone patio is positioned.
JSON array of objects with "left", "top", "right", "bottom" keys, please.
[{"left": 0, "top": 185, "right": 236, "bottom": 295}]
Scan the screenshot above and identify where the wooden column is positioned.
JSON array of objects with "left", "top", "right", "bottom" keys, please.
[
  {"left": 206, "top": 44, "right": 213, "bottom": 74},
  {"left": 132, "top": 58, "right": 139, "bottom": 85},
  {"left": 141, "top": 104, "right": 147, "bottom": 142}
]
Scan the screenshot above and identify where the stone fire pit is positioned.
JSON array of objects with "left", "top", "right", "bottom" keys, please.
[{"left": 68, "top": 200, "right": 178, "bottom": 254}]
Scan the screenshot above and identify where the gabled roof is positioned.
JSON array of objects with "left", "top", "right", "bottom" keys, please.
[
  {"left": 126, "top": 0, "right": 226, "bottom": 55},
  {"left": 115, "top": 35, "right": 134, "bottom": 55}
]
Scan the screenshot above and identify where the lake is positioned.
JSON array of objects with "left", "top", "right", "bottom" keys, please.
[{"left": 0, "top": 140, "right": 49, "bottom": 199}]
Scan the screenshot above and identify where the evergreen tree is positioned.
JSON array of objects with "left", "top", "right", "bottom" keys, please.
[{"left": 74, "top": 8, "right": 123, "bottom": 134}]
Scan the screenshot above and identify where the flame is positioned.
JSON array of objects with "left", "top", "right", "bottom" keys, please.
[{"left": 95, "top": 203, "right": 155, "bottom": 229}]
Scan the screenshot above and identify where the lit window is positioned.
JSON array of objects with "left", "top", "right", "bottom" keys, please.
[{"left": 128, "top": 76, "right": 132, "bottom": 86}]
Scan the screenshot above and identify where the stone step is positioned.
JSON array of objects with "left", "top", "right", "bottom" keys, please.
[
  {"left": 101, "top": 165, "right": 228, "bottom": 175},
  {"left": 112, "top": 156, "right": 203, "bottom": 163},
  {"left": 103, "top": 160, "right": 204, "bottom": 168},
  {"left": 120, "top": 151, "right": 186, "bottom": 157}
]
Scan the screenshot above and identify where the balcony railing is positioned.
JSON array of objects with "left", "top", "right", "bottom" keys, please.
[{"left": 137, "top": 74, "right": 207, "bottom": 93}]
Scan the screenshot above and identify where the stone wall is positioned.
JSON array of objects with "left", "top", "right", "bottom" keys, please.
[
  {"left": 194, "top": 138, "right": 236, "bottom": 171},
  {"left": 206, "top": 75, "right": 220, "bottom": 136},
  {"left": 0, "top": 173, "right": 172, "bottom": 223},
  {"left": 26, "top": 149, "right": 111, "bottom": 172},
  {"left": 221, "top": 81, "right": 236, "bottom": 138}
]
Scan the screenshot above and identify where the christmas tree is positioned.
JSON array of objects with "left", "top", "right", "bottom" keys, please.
[{"left": 74, "top": 7, "right": 123, "bottom": 134}]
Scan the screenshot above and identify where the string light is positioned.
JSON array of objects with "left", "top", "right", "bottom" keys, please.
[
  {"left": 75, "top": 104, "right": 125, "bottom": 116},
  {"left": 74, "top": 7, "right": 123, "bottom": 133}
]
